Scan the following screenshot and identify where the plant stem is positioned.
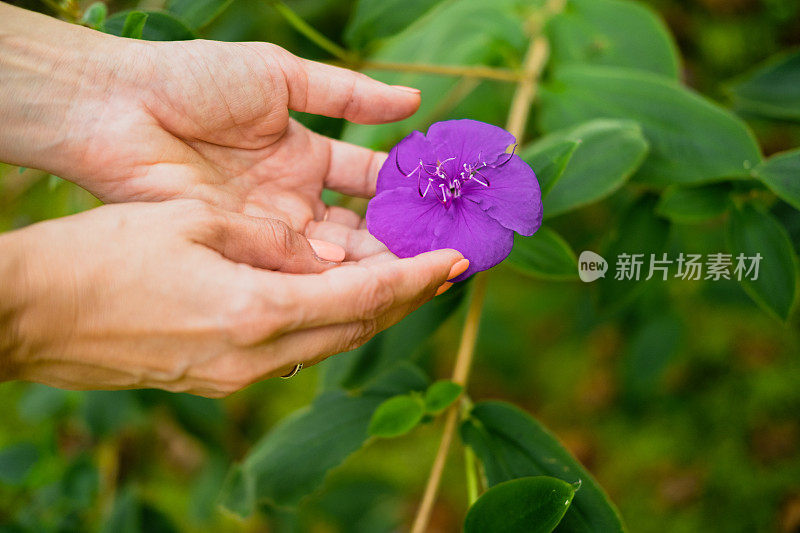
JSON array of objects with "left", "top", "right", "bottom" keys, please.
[
  {"left": 464, "top": 445, "right": 480, "bottom": 506},
  {"left": 269, "top": 0, "right": 355, "bottom": 63},
  {"left": 409, "top": 0, "right": 562, "bottom": 527},
  {"left": 346, "top": 60, "right": 523, "bottom": 82},
  {"left": 411, "top": 275, "right": 489, "bottom": 533}
]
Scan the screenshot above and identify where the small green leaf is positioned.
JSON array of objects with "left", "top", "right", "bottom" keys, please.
[
  {"left": 423, "top": 380, "right": 463, "bottom": 414},
  {"left": 81, "top": 2, "right": 107, "bottom": 30},
  {"left": 655, "top": 183, "right": 730, "bottom": 223},
  {"left": 523, "top": 139, "right": 579, "bottom": 196},
  {"left": 547, "top": 0, "right": 680, "bottom": 77},
  {"left": 369, "top": 394, "right": 425, "bottom": 437},
  {"left": 508, "top": 227, "right": 578, "bottom": 280},
  {"left": 621, "top": 314, "right": 683, "bottom": 402},
  {"left": 464, "top": 476, "right": 576, "bottom": 533},
  {"left": 727, "top": 49, "right": 800, "bottom": 122},
  {"left": 166, "top": 0, "right": 233, "bottom": 30},
  {"left": 81, "top": 391, "right": 141, "bottom": 437},
  {"left": 461, "top": 401, "right": 626, "bottom": 532},
  {"left": 102, "top": 487, "right": 179, "bottom": 533},
  {"left": 0, "top": 442, "right": 39, "bottom": 485},
  {"left": 120, "top": 11, "right": 148, "bottom": 39},
  {"left": 726, "top": 203, "right": 798, "bottom": 321},
  {"left": 539, "top": 65, "right": 762, "bottom": 186},
  {"left": 60, "top": 454, "right": 99, "bottom": 510},
  {"left": 754, "top": 148, "right": 800, "bottom": 211},
  {"left": 523, "top": 119, "right": 649, "bottom": 218},
  {"left": 18, "top": 384, "right": 68, "bottom": 422},
  {"left": 105, "top": 11, "right": 196, "bottom": 41}
]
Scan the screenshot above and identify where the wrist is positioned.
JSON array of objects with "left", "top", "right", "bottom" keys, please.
[{"left": 0, "top": 4, "right": 140, "bottom": 184}]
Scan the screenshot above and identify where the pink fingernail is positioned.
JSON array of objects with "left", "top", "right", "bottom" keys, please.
[
  {"left": 448, "top": 259, "right": 470, "bottom": 280},
  {"left": 435, "top": 282, "right": 453, "bottom": 296},
  {"left": 308, "top": 239, "right": 346, "bottom": 262},
  {"left": 392, "top": 85, "right": 421, "bottom": 94}
]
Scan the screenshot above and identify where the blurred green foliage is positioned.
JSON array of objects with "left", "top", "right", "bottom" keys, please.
[{"left": 2, "top": 0, "right": 800, "bottom": 531}]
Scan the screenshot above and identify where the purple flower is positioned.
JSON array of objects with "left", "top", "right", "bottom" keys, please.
[{"left": 366, "top": 119, "right": 542, "bottom": 281}]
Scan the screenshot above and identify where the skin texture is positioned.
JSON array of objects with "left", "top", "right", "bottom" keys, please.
[{"left": 0, "top": 4, "right": 467, "bottom": 396}]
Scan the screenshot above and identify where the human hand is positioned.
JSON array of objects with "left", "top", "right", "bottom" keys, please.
[
  {"left": 0, "top": 4, "right": 419, "bottom": 249},
  {"left": 0, "top": 201, "right": 467, "bottom": 397}
]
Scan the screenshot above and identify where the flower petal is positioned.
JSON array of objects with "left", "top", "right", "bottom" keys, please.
[
  {"left": 462, "top": 154, "right": 543, "bottom": 236},
  {"left": 366, "top": 188, "right": 444, "bottom": 258},
  {"left": 376, "top": 131, "right": 438, "bottom": 195},
  {"left": 432, "top": 198, "right": 514, "bottom": 281},
  {"left": 427, "top": 119, "right": 516, "bottom": 177}
]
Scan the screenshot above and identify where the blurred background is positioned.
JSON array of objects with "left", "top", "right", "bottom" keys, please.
[{"left": 1, "top": 0, "right": 799, "bottom": 532}]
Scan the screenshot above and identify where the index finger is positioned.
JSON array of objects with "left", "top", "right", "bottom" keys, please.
[{"left": 269, "top": 249, "right": 468, "bottom": 332}]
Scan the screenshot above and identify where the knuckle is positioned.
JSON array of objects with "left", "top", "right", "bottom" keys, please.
[
  {"left": 267, "top": 219, "right": 294, "bottom": 252},
  {"left": 345, "top": 319, "right": 378, "bottom": 351},
  {"left": 221, "top": 285, "right": 285, "bottom": 346}
]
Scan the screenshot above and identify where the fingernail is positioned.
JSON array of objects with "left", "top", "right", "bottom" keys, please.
[
  {"left": 435, "top": 282, "right": 453, "bottom": 296},
  {"left": 308, "top": 239, "right": 346, "bottom": 262},
  {"left": 448, "top": 259, "right": 470, "bottom": 280},
  {"left": 392, "top": 85, "right": 421, "bottom": 95}
]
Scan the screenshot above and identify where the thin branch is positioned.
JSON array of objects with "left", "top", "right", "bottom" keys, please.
[
  {"left": 349, "top": 60, "right": 523, "bottom": 82},
  {"left": 409, "top": 0, "right": 564, "bottom": 529},
  {"left": 410, "top": 274, "right": 488, "bottom": 533}
]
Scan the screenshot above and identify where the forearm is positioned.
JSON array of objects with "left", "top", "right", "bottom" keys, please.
[
  {"left": 0, "top": 230, "right": 28, "bottom": 381},
  {"left": 0, "top": 3, "right": 129, "bottom": 181}
]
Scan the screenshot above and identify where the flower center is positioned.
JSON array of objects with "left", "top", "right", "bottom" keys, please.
[
  {"left": 395, "top": 145, "right": 516, "bottom": 207},
  {"left": 401, "top": 156, "right": 490, "bottom": 206}
]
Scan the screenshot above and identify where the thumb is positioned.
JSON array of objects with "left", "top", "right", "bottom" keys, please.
[
  {"left": 263, "top": 44, "right": 421, "bottom": 124},
  {"left": 208, "top": 212, "right": 345, "bottom": 274}
]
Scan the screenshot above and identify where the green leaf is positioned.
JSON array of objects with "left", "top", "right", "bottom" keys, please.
[
  {"left": 523, "top": 139, "right": 579, "bottom": 196},
  {"left": 508, "top": 227, "right": 578, "bottom": 280},
  {"left": 81, "top": 2, "right": 107, "bottom": 31},
  {"left": 120, "top": 11, "right": 148, "bottom": 39},
  {"left": 60, "top": 454, "right": 99, "bottom": 510},
  {"left": 423, "top": 380, "right": 463, "bottom": 414},
  {"left": 102, "top": 488, "right": 178, "bottom": 533},
  {"left": 220, "top": 391, "right": 382, "bottom": 513},
  {"left": 464, "top": 476, "right": 577, "bottom": 533},
  {"left": 342, "top": 0, "right": 530, "bottom": 149},
  {"left": 345, "top": 0, "right": 445, "bottom": 49},
  {"left": 655, "top": 184, "right": 730, "bottom": 224},
  {"left": 523, "top": 119, "right": 649, "bottom": 218},
  {"left": 597, "top": 195, "right": 670, "bottom": 311},
  {"left": 105, "top": 11, "right": 196, "bottom": 41},
  {"left": 461, "top": 401, "right": 626, "bottom": 532},
  {"left": 220, "top": 364, "right": 428, "bottom": 515},
  {"left": 81, "top": 391, "right": 141, "bottom": 437},
  {"left": 727, "top": 49, "right": 800, "bottom": 122},
  {"left": 726, "top": 203, "right": 798, "bottom": 321},
  {"left": 321, "top": 279, "right": 468, "bottom": 391},
  {"left": 621, "top": 314, "right": 683, "bottom": 402},
  {"left": 368, "top": 394, "right": 425, "bottom": 437},
  {"left": 166, "top": 0, "right": 233, "bottom": 30},
  {"left": 539, "top": 65, "right": 762, "bottom": 186},
  {"left": 18, "top": 384, "right": 68, "bottom": 422},
  {"left": 753, "top": 148, "right": 800, "bottom": 211},
  {"left": 0, "top": 442, "right": 39, "bottom": 485},
  {"left": 547, "top": 0, "right": 679, "bottom": 78}
]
